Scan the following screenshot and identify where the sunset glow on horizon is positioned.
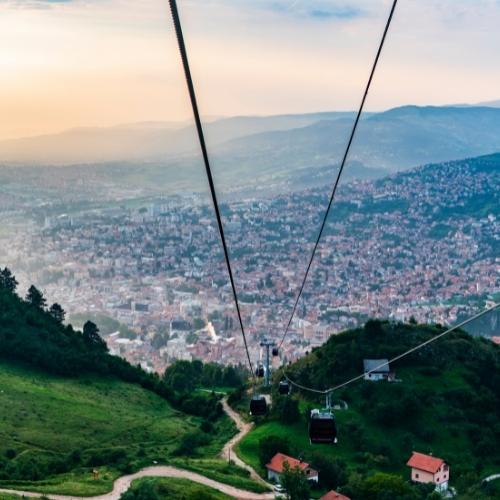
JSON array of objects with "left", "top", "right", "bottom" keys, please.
[{"left": 1, "top": 0, "right": 500, "bottom": 140}]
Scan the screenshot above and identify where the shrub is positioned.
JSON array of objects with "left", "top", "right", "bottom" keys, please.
[
  {"left": 173, "top": 431, "right": 210, "bottom": 457},
  {"left": 258, "top": 435, "right": 291, "bottom": 467}
]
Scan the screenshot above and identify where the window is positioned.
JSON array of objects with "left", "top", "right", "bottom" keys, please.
[
  {"left": 436, "top": 477, "right": 440, "bottom": 482},
  {"left": 415, "top": 473, "right": 419, "bottom": 479}
]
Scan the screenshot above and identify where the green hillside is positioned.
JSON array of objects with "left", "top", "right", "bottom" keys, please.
[
  {"left": 0, "top": 270, "right": 238, "bottom": 496},
  {"left": 236, "top": 320, "right": 500, "bottom": 500},
  {"left": 0, "top": 361, "right": 234, "bottom": 496},
  {"left": 121, "top": 477, "right": 232, "bottom": 500}
]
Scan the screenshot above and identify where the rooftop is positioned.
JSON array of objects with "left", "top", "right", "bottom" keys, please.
[
  {"left": 406, "top": 451, "right": 445, "bottom": 474},
  {"left": 266, "top": 453, "right": 316, "bottom": 476},
  {"left": 320, "top": 491, "right": 351, "bottom": 500},
  {"left": 363, "top": 359, "right": 390, "bottom": 373}
]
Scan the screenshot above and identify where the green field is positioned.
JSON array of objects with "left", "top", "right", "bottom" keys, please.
[
  {"left": 123, "top": 477, "right": 232, "bottom": 500},
  {"left": 170, "top": 458, "right": 269, "bottom": 493},
  {"left": 0, "top": 361, "right": 235, "bottom": 496}
]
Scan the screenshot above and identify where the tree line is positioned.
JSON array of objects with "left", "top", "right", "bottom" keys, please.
[{"left": 0, "top": 267, "right": 238, "bottom": 420}]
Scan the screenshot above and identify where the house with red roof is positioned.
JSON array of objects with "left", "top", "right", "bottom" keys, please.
[
  {"left": 407, "top": 451, "right": 449, "bottom": 492},
  {"left": 319, "top": 490, "right": 351, "bottom": 500},
  {"left": 266, "top": 453, "right": 318, "bottom": 484}
]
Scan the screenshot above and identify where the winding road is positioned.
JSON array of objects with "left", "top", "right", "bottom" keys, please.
[
  {"left": 220, "top": 399, "right": 271, "bottom": 487},
  {"left": 0, "top": 399, "right": 274, "bottom": 500}
]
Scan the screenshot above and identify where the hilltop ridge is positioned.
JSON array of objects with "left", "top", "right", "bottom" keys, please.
[{"left": 236, "top": 319, "right": 500, "bottom": 499}]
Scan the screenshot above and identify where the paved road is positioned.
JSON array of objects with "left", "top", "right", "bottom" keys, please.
[{"left": 0, "top": 398, "right": 273, "bottom": 500}]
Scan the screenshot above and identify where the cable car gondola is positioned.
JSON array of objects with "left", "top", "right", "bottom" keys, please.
[
  {"left": 256, "top": 363, "right": 265, "bottom": 378},
  {"left": 309, "top": 409, "right": 337, "bottom": 444},
  {"left": 250, "top": 395, "right": 267, "bottom": 416},
  {"left": 278, "top": 380, "right": 290, "bottom": 395},
  {"left": 272, "top": 347, "right": 279, "bottom": 357}
]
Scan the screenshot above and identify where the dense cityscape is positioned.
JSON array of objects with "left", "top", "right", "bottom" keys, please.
[{"left": 1, "top": 155, "right": 497, "bottom": 373}]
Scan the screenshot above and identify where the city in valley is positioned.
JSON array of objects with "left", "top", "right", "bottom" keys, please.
[{"left": 1, "top": 155, "right": 498, "bottom": 373}]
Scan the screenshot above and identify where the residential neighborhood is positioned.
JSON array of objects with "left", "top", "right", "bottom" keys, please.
[{"left": 1, "top": 158, "right": 497, "bottom": 373}]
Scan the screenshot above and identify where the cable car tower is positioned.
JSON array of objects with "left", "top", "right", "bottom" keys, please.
[{"left": 259, "top": 338, "right": 276, "bottom": 387}]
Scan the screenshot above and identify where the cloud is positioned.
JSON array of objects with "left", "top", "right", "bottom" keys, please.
[
  {"left": 188, "top": 0, "right": 367, "bottom": 22},
  {"left": 309, "top": 6, "right": 361, "bottom": 19},
  {"left": 267, "top": 0, "right": 365, "bottom": 20},
  {"left": 1, "top": 0, "right": 75, "bottom": 10}
]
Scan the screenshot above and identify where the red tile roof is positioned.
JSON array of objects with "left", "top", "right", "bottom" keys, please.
[
  {"left": 266, "top": 453, "right": 316, "bottom": 475},
  {"left": 406, "top": 452, "right": 445, "bottom": 474},
  {"left": 491, "top": 336, "right": 500, "bottom": 345},
  {"left": 320, "top": 490, "right": 351, "bottom": 500}
]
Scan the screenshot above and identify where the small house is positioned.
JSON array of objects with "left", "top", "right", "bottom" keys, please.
[
  {"left": 363, "top": 359, "right": 394, "bottom": 381},
  {"left": 407, "top": 451, "right": 449, "bottom": 492},
  {"left": 266, "top": 453, "right": 318, "bottom": 484},
  {"left": 320, "top": 490, "right": 351, "bottom": 500}
]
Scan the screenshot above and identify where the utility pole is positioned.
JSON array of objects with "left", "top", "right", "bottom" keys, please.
[{"left": 259, "top": 338, "right": 276, "bottom": 387}]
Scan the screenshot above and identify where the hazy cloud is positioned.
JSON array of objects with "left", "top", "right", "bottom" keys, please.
[
  {"left": 253, "top": 0, "right": 365, "bottom": 20},
  {"left": 1, "top": 0, "right": 74, "bottom": 10}
]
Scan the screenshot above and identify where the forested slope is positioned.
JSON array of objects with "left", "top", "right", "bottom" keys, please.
[{"left": 238, "top": 319, "right": 500, "bottom": 499}]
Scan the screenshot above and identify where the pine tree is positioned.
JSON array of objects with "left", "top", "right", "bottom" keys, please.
[
  {"left": 0, "top": 267, "right": 18, "bottom": 293},
  {"left": 82, "top": 321, "right": 107, "bottom": 351},
  {"left": 49, "top": 303, "right": 66, "bottom": 323},
  {"left": 26, "top": 285, "right": 46, "bottom": 309}
]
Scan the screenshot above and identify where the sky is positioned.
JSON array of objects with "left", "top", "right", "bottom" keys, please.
[{"left": 1, "top": 0, "right": 500, "bottom": 139}]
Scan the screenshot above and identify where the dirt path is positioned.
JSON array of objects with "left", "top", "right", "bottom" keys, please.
[
  {"left": 220, "top": 399, "right": 270, "bottom": 486},
  {"left": 0, "top": 466, "right": 274, "bottom": 500},
  {"left": 0, "top": 398, "right": 272, "bottom": 500},
  {"left": 483, "top": 473, "right": 500, "bottom": 482}
]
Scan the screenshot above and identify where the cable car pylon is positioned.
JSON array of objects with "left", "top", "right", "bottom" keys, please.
[{"left": 259, "top": 338, "right": 276, "bottom": 387}]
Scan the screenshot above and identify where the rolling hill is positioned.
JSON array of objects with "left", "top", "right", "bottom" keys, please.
[
  {"left": 236, "top": 320, "right": 500, "bottom": 500},
  {"left": 216, "top": 106, "right": 500, "bottom": 174},
  {"left": 2, "top": 105, "right": 500, "bottom": 178},
  {"left": 0, "top": 111, "right": 357, "bottom": 165},
  {"left": 0, "top": 275, "right": 239, "bottom": 497}
]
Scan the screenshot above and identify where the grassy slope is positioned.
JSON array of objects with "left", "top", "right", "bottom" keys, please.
[
  {"left": 126, "top": 477, "right": 232, "bottom": 499},
  {"left": 170, "top": 458, "right": 269, "bottom": 494},
  {"left": 0, "top": 361, "right": 234, "bottom": 496}
]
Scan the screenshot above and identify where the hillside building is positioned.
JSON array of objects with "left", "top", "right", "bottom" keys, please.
[
  {"left": 407, "top": 451, "right": 449, "bottom": 492},
  {"left": 363, "top": 359, "right": 395, "bottom": 381},
  {"left": 266, "top": 453, "right": 318, "bottom": 484}
]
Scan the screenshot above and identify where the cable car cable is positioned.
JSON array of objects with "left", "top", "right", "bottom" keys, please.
[
  {"left": 284, "top": 302, "right": 500, "bottom": 395},
  {"left": 168, "top": 0, "right": 255, "bottom": 380},
  {"left": 277, "top": 0, "right": 399, "bottom": 350}
]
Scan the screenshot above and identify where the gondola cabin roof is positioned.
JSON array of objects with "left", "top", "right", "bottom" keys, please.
[{"left": 311, "top": 408, "right": 334, "bottom": 419}]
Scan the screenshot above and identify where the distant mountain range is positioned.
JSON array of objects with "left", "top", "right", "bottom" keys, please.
[
  {"left": 3, "top": 104, "right": 500, "bottom": 174},
  {"left": 214, "top": 105, "right": 500, "bottom": 173},
  {"left": 0, "top": 111, "right": 357, "bottom": 165}
]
